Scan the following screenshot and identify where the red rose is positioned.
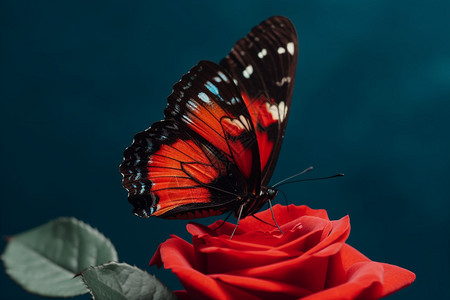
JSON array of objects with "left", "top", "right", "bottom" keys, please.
[{"left": 150, "top": 205, "right": 415, "bottom": 300}]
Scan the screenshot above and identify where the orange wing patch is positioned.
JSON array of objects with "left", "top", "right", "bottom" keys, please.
[
  {"left": 147, "top": 139, "right": 225, "bottom": 216},
  {"left": 185, "top": 99, "right": 232, "bottom": 157},
  {"left": 221, "top": 116, "right": 255, "bottom": 180}
]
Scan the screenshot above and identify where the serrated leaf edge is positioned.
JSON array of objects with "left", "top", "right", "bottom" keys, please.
[
  {"left": 1, "top": 217, "right": 119, "bottom": 298},
  {"left": 79, "top": 262, "right": 176, "bottom": 300}
]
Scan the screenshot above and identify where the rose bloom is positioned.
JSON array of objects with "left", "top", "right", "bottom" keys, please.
[{"left": 150, "top": 205, "right": 415, "bottom": 300}]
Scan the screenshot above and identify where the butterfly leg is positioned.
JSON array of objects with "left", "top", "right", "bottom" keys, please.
[
  {"left": 278, "top": 189, "right": 290, "bottom": 212},
  {"left": 252, "top": 214, "right": 276, "bottom": 227},
  {"left": 230, "top": 204, "right": 244, "bottom": 239},
  {"left": 268, "top": 200, "right": 284, "bottom": 234},
  {"left": 212, "top": 210, "right": 234, "bottom": 231}
]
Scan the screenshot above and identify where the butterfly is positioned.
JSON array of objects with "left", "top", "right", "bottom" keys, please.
[{"left": 119, "top": 16, "right": 298, "bottom": 224}]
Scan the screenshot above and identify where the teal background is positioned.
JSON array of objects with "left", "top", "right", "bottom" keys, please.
[{"left": 1, "top": 0, "right": 449, "bottom": 299}]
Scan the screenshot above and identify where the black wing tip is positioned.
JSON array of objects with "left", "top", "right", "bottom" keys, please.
[
  {"left": 129, "top": 194, "right": 155, "bottom": 218},
  {"left": 262, "top": 16, "right": 296, "bottom": 29}
]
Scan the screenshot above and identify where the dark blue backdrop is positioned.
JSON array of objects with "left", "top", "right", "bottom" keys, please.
[{"left": 1, "top": 1, "right": 448, "bottom": 299}]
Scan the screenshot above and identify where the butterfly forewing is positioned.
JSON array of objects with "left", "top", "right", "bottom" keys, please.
[
  {"left": 220, "top": 16, "right": 298, "bottom": 186},
  {"left": 165, "top": 60, "right": 261, "bottom": 194}
]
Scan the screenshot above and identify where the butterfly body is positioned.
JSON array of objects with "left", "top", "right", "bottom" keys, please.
[
  {"left": 231, "top": 186, "right": 278, "bottom": 219},
  {"left": 120, "top": 16, "right": 298, "bottom": 221}
]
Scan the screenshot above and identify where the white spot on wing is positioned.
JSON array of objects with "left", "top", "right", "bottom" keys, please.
[
  {"left": 239, "top": 115, "right": 251, "bottom": 131},
  {"left": 139, "top": 185, "right": 145, "bottom": 194},
  {"left": 277, "top": 47, "right": 286, "bottom": 54},
  {"left": 198, "top": 92, "right": 210, "bottom": 103},
  {"left": 257, "top": 48, "right": 267, "bottom": 59},
  {"left": 275, "top": 76, "right": 291, "bottom": 87},
  {"left": 228, "top": 118, "right": 245, "bottom": 131},
  {"left": 205, "top": 81, "right": 219, "bottom": 95},
  {"left": 266, "top": 102, "right": 279, "bottom": 121},
  {"left": 187, "top": 100, "right": 198, "bottom": 109},
  {"left": 265, "top": 101, "right": 288, "bottom": 122},
  {"left": 218, "top": 71, "right": 228, "bottom": 82},
  {"left": 279, "top": 101, "right": 286, "bottom": 121},
  {"left": 287, "top": 42, "right": 295, "bottom": 55},
  {"left": 227, "top": 116, "right": 250, "bottom": 132},
  {"left": 183, "top": 113, "right": 194, "bottom": 124},
  {"left": 243, "top": 65, "right": 253, "bottom": 79}
]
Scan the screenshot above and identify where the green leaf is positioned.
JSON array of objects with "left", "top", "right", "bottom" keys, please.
[
  {"left": 81, "top": 262, "right": 176, "bottom": 300},
  {"left": 1, "top": 217, "right": 118, "bottom": 297}
]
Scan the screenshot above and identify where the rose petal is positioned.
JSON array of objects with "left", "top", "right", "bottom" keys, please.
[
  {"left": 237, "top": 205, "right": 329, "bottom": 233},
  {"left": 312, "top": 242, "right": 344, "bottom": 258},
  {"left": 150, "top": 235, "right": 196, "bottom": 269},
  {"left": 171, "top": 266, "right": 261, "bottom": 300},
  {"left": 192, "top": 229, "right": 274, "bottom": 251},
  {"left": 378, "top": 262, "right": 415, "bottom": 297},
  {"left": 194, "top": 216, "right": 350, "bottom": 290},
  {"left": 318, "top": 244, "right": 416, "bottom": 299},
  {"left": 334, "top": 243, "right": 369, "bottom": 267},
  {"left": 193, "top": 216, "right": 334, "bottom": 251},
  {"left": 192, "top": 225, "right": 316, "bottom": 252},
  {"left": 325, "top": 243, "right": 377, "bottom": 288},
  {"left": 302, "top": 261, "right": 385, "bottom": 300},
  {"left": 225, "top": 254, "right": 331, "bottom": 292},
  {"left": 305, "top": 216, "right": 351, "bottom": 256},
  {"left": 205, "top": 205, "right": 330, "bottom": 236},
  {"left": 192, "top": 224, "right": 342, "bottom": 275},
  {"left": 198, "top": 246, "right": 303, "bottom": 274},
  {"left": 150, "top": 235, "right": 259, "bottom": 299},
  {"left": 210, "top": 220, "right": 245, "bottom": 236},
  {"left": 336, "top": 243, "right": 417, "bottom": 294},
  {"left": 276, "top": 217, "right": 331, "bottom": 252},
  {"left": 187, "top": 222, "right": 219, "bottom": 237},
  {"left": 212, "top": 273, "right": 313, "bottom": 298}
]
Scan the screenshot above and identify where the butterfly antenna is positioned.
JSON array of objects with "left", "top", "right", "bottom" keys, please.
[
  {"left": 278, "top": 189, "right": 290, "bottom": 212},
  {"left": 272, "top": 166, "right": 314, "bottom": 188},
  {"left": 275, "top": 173, "right": 344, "bottom": 188},
  {"left": 230, "top": 204, "right": 244, "bottom": 239},
  {"left": 268, "top": 200, "right": 283, "bottom": 234},
  {"left": 213, "top": 210, "right": 233, "bottom": 231}
]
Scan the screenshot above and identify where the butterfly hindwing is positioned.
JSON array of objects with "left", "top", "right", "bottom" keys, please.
[
  {"left": 120, "top": 119, "right": 245, "bottom": 219},
  {"left": 220, "top": 16, "right": 298, "bottom": 185}
]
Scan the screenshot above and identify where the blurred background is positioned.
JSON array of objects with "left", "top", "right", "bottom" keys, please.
[{"left": 1, "top": 0, "right": 448, "bottom": 299}]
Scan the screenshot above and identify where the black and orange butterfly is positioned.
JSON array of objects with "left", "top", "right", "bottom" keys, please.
[{"left": 120, "top": 16, "right": 298, "bottom": 225}]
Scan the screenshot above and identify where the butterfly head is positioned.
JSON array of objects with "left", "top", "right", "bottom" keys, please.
[{"left": 264, "top": 187, "right": 278, "bottom": 200}]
